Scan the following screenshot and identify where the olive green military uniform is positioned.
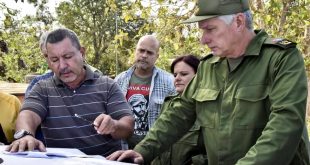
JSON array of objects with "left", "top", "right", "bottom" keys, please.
[
  {"left": 134, "top": 30, "right": 309, "bottom": 165},
  {"left": 152, "top": 95, "right": 207, "bottom": 165}
]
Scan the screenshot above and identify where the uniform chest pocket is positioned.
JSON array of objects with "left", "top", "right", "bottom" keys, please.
[
  {"left": 192, "top": 88, "right": 220, "bottom": 128},
  {"left": 234, "top": 85, "right": 269, "bottom": 129},
  {"left": 176, "top": 123, "right": 200, "bottom": 145}
]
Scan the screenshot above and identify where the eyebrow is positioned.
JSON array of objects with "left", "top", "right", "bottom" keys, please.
[
  {"left": 139, "top": 48, "right": 155, "bottom": 54},
  {"left": 198, "top": 23, "right": 207, "bottom": 28},
  {"left": 49, "top": 51, "right": 76, "bottom": 57},
  {"left": 199, "top": 23, "right": 215, "bottom": 29}
]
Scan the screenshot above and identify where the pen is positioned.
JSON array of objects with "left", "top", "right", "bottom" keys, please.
[
  {"left": 74, "top": 114, "right": 112, "bottom": 138},
  {"left": 74, "top": 114, "right": 95, "bottom": 126}
]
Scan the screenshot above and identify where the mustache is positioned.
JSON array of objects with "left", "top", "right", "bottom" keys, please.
[
  {"left": 59, "top": 68, "right": 71, "bottom": 75},
  {"left": 137, "top": 60, "right": 148, "bottom": 64}
]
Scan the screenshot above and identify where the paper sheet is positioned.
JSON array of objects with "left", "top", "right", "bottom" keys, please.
[{"left": 2, "top": 150, "right": 103, "bottom": 159}]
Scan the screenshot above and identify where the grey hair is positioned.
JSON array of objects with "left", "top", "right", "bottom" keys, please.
[
  {"left": 218, "top": 14, "right": 235, "bottom": 25},
  {"left": 39, "top": 31, "right": 49, "bottom": 53},
  {"left": 243, "top": 10, "right": 253, "bottom": 30},
  {"left": 218, "top": 10, "right": 253, "bottom": 30}
]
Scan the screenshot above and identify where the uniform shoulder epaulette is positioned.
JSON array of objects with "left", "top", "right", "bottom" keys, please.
[
  {"left": 264, "top": 38, "right": 296, "bottom": 49},
  {"left": 200, "top": 54, "right": 213, "bottom": 61}
]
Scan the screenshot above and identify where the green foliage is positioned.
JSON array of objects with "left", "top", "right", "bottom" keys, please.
[
  {"left": 1, "top": 0, "right": 309, "bottom": 81},
  {"left": 0, "top": 1, "right": 52, "bottom": 82},
  {"left": 250, "top": 0, "right": 310, "bottom": 69},
  {"left": 56, "top": 0, "right": 145, "bottom": 76},
  {"left": 0, "top": 24, "right": 47, "bottom": 82},
  {"left": 115, "top": 0, "right": 206, "bottom": 72}
]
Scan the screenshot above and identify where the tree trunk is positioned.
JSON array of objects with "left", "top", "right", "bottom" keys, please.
[
  {"left": 279, "top": 0, "right": 293, "bottom": 34},
  {"left": 253, "top": 0, "right": 265, "bottom": 29}
]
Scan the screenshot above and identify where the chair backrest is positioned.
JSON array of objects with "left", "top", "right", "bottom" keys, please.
[
  {"left": 0, "top": 92, "right": 21, "bottom": 143},
  {"left": 0, "top": 124, "right": 8, "bottom": 145}
]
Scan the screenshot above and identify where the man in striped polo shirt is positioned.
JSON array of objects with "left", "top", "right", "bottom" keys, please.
[{"left": 6, "top": 28, "right": 134, "bottom": 157}]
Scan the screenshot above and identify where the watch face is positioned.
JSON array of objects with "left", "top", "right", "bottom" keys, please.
[
  {"left": 14, "top": 130, "right": 24, "bottom": 139},
  {"left": 14, "top": 130, "right": 30, "bottom": 139}
]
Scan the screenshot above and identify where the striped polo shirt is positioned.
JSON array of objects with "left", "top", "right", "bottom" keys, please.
[{"left": 22, "top": 66, "right": 133, "bottom": 156}]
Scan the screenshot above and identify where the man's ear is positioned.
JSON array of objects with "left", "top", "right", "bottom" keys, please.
[
  {"left": 80, "top": 47, "right": 86, "bottom": 58},
  {"left": 235, "top": 13, "right": 246, "bottom": 31},
  {"left": 43, "top": 53, "right": 48, "bottom": 59}
]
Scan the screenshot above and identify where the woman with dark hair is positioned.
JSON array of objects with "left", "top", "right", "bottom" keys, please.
[{"left": 152, "top": 54, "right": 207, "bottom": 165}]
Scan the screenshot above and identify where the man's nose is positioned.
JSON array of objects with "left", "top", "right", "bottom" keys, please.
[
  {"left": 200, "top": 33, "right": 211, "bottom": 45},
  {"left": 141, "top": 52, "right": 148, "bottom": 58},
  {"left": 59, "top": 59, "right": 67, "bottom": 69}
]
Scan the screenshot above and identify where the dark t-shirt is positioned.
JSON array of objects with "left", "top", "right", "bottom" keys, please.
[{"left": 126, "top": 73, "right": 151, "bottom": 135}]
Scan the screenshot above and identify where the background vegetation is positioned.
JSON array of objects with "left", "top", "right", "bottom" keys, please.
[{"left": 1, "top": 0, "right": 309, "bottom": 80}]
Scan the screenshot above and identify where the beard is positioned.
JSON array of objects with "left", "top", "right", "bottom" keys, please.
[{"left": 135, "top": 60, "right": 149, "bottom": 70}]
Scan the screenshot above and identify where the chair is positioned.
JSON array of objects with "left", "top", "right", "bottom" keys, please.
[
  {"left": 0, "top": 92, "right": 21, "bottom": 143},
  {"left": 0, "top": 124, "right": 8, "bottom": 144}
]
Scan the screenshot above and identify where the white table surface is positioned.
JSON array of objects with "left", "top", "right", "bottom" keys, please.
[{"left": 0, "top": 145, "right": 136, "bottom": 165}]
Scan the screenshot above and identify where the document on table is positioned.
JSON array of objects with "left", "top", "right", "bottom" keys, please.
[{"left": 2, "top": 148, "right": 103, "bottom": 159}]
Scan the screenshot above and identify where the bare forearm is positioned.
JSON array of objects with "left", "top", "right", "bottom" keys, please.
[
  {"left": 16, "top": 110, "right": 42, "bottom": 135},
  {"left": 111, "top": 116, "right": 134, "bottom": 139},
  {"left": 7, "top": 110, "right": 45, "bottom": 152}
]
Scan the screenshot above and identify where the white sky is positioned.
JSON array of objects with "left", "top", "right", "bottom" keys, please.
[
  {"left": 1, "top": 0, "right": 61, "bottom": 18},
  {"left": 1, "top": 0, "right": 194, "bottom": 22},
  {"left": 2, "top": 0, "right": 36, "bottom": 16}
]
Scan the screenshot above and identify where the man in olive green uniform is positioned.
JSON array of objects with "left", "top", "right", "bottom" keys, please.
[
  {"left": 107, "top": 0, "right": 310, "bottom": 164},
  {"left": 152, "top": 95, "right": 207, "bottom": 165}
]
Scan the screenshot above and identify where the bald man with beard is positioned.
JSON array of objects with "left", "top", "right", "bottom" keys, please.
[{"left": 115, "top": 35, "right": 176, "bottom": 149}]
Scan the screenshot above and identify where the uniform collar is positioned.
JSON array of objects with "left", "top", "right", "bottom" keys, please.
[
  {"left": 53, "top": 65, "right": 97, "bottom": 87},
  {"left": 244, "top": 29, "right": 268, "bottom": 56}
]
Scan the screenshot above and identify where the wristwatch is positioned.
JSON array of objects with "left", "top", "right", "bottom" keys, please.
[{"left": 14, "top": 129, "right": 33, "bottom": 140}]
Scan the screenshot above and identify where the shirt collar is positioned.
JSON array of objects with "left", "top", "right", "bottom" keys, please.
[
  {"left": 207, "top": 56, "right": 223, "bottom": 64},
  {"left": 244, "top": 29, "right": 268, "bottom": 56},
  {"left": 128, "top": 65, "right": 158, "bottom": 76}
]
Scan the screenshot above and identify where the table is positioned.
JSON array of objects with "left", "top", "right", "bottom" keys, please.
[
  {"left": 0, "top": 146, "right": 136, "bottom": 165},
  {"left": 0, "top": 82, "right": 28, "bottom": 103}
]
